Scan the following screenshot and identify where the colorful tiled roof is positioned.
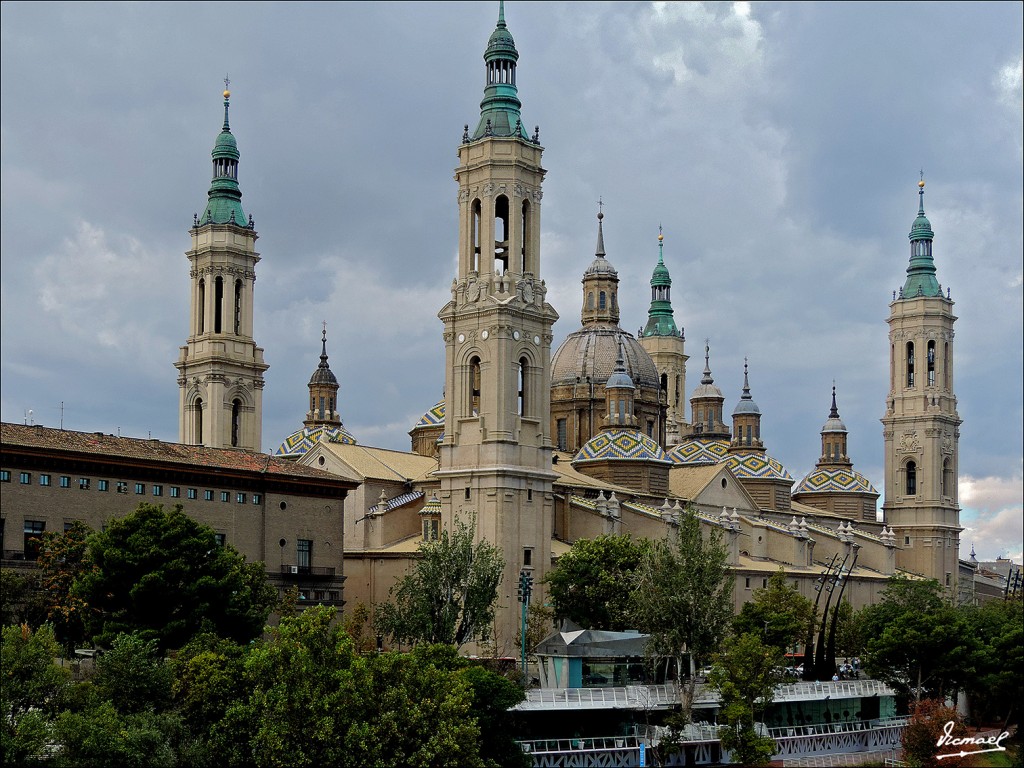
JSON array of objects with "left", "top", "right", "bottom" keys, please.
[
  {"left": 726, "top": 452, "right": 793, "bottom": 481},
  {"left": 794, "top": 468, "right": 878, "bottom": 495},
  {"left": 368, "top": 490, "right": 425, "bottom": 515},
  {"left": 573, "top": 428, "right": 671, "bottom": 464},
  {"left": 668, "top": 438, "right": 730, "bottom": 465},
  {"left": 275, "top": 424, "right": 357, "bottom": 457},
  {"left": 414, "top": 401, "right": 445, "bottom": 428}
]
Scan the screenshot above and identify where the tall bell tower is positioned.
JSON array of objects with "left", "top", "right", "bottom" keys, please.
[
  {"left": 175, "top": 83, "right": 268, "bottom": 451},
  {"left": 437, "top": 2, "right": 559, "bottom": 652},
  {"left": 881, "top": 178, "right": 961, "bottom": 589}
]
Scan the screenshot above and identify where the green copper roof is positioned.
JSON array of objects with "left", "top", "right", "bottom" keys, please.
[
  {"left": 471, "top": 1, "right": 530, "bottom": 141},
  {"left": 901, "top": 180, "right": 941, "bottom": 299},
  {"left": 199, "top": 90, "right": 247, "bottom": 227},
  {"left": 642, "top": 229, "right": 680, "bottom": 337}
]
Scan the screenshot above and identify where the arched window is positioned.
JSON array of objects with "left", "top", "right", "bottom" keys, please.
[
  {"left": 611, "top": 291, "right": 617, "bottom": 309},
  {"left": 198, "top": 279, "right": 206, "bottom": 333},
  {"left": 195, "top": 398, "right": 204, "bottom": 445},
  {"left": 521, "top": 200, "right": 532, "bottom": 273},
  {"left": 214, "top": 276, "right": 224, "bottom": 334},
  {"left": 231, "top": 399, "right": 241, "bottom": 447},
  {"left": 660, "top": 373, "right": 668, "bottom": 394},
  {"left": 599, "top": 291, "right": 606, "bottom": 310},
  {"left": 469, "top": 356, "right": 481, "bottom": 416},
  {"left": 906, "top": 460, "right": 917, "bottom": 495},
  {"left": 471, "top": 200, "right": 481, "bottom": 273},
  {"left": 318, "top": 396, "right": 325, "bottom": 420},
  {"left": 943, "top": 342, "right": 949, "bottom": 390},
  {"left": 746, "top": 425, "right": 752, "bottom": 446},
  {"left": 518, "top": 357, "right": 527, "bottom": 416},
  {"left": 587, "top": 292, "right": 594, "bottom": 309},
  {"left": 494, "top": 195, "right": 509, "bottom": 274},
  {"left": 234, "top": 280, "right": 242, "bottom": 335},
  {"left": 942, "top": 458, "right": 953, "bottom": 498},
  {"left": 927, "top": 341, "right": 936, "bottom": 386},
  {"left": 906, "top": 342, "right": 915, "bottom": 387}
]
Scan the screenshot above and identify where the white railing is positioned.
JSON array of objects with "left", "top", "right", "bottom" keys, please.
[{"left": 516, "top": 679, "right": 895, "bottom": 711}]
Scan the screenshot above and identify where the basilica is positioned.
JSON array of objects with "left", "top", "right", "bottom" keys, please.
[{"left": 0, "top": 4, "right": 964, "bottom": 659}]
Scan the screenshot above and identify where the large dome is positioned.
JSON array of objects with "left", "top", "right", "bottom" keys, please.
[{"left": 551, "top": 327, "right": 659, "bottom": 390}]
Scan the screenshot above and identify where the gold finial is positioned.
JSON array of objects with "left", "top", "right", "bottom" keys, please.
[
  {"left": 223, "top": 74, "right": 231, "bottom": 99},
  {"left": 918, "top": 169, "right": 925, "bottom": 189},
  {"left": 658, "top": 223, "right": 664, "bottom": 242}
]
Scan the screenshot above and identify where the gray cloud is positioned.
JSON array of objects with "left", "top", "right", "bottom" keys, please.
[{"left": 2, "top": 3, "right": 1021, "bottom": 516}]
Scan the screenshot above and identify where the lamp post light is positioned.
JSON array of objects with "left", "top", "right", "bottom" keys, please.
[{"left": 517, "top": 568, "right": 533, "bottom": 683}]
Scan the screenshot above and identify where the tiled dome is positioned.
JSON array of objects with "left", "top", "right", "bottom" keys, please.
[
  {"left": 726, "top": 452, "right": 793, "bottom": 481},
  {"left": 573, "top": 428, "right": 671, "bottom": 464},
  {"left": 275, "top": 424, "right": 357, "bottom": 458},
  {"left": 668, "top": 438, "right": 730, "bottom": 465},
  {"left": 794, "top": 468, "right": 877, "bottom": 495}
]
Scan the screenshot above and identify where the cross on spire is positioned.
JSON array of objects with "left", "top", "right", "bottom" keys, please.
[{"left": 224, "top": 74, "right": 231, "bottom": 91}]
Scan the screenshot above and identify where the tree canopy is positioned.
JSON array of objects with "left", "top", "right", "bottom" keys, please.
[
  {"left": 374, "top": 517, "right": 504, "bottom": 648},
  {"left": 544, "top": 534, "right": 651, "bottom": 631},
  {"left": 733, "top": 568, "right": 813, "bottom": 655},
  {"left": 75, "top": 503, "right": 276, "bottom": 652},
  {"left": 860, "top": 575, "right": 979, "bottom": 702},
  {"left": 630, "top": 508, "right": 733, "bottom": 717},
  {"left": 709, "top": 632, "right": 782, "bottom": 766}
]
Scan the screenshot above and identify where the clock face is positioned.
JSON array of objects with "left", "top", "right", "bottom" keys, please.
[
  {"left": 458, "top": 333, "right": 465, "bottom": 343},
  {"left": 481, "top": 330, "right": 489, "bottom": 340},
  {"left": 534, "top": 335, "right": 540, "bottom": 345},
  {"left": 513, "top": 331, "right": 521, "bottom": 340}
]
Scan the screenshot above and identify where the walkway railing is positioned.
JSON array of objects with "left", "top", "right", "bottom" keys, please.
[{"left": 515, "top": 679, "right": 896, "bottom": 711}]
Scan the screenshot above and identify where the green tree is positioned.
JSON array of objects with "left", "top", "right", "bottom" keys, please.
[
  {"left": 35, "top": 521, "right": 96, "bottom": 653},
  {"left": 709, "top": 632, "right": 782, "bottom": 767},
  {"left": 833, "top": 600, "right": 865, "bottom": 660},
  {"left": 217, "top": 605, "right": 487, "bottom": 768},
  {"left": 75, "top": 503, "right": 276, "bottom": 652},
  {"left": 375, "top": 516, "right": 504, "bottom": 648},
  {"left": 0, "top": 623, "right": 71, "bottom": 765},
  {"left": 733, "top": 568, "right": 813, "bottom": 655},
  {"left": 0, "top": 569, "right": 45, "bottom": 629},
  {"left": 543, "top": 534, "right": 651, "bottom": 630},
  {"left": 861, "top": 576, "right": 979, "bottom": 702},
  {"left": 52, "top": 701, "right": 181, "bottom": 768},
  {"left": 169, "top": 633, "right": 248, "bottom": 766},
  {"left": 630, "top": 507, "right": 732, "bottom": 716},
  {"left": 962, "top": 597, "right": 1023, "bottom": 728},
  {"left": 93, "top": 632, "right": 173, "bottom": 714}
]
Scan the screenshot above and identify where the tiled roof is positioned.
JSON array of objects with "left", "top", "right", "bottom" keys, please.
[
  {"left": 794, "top": 468, "right": 878, "bottom": 495},
  {"left": 573, "top": 428, "right": 671, "bottom": 464},
  {"left": 274, "top": 424, "right": 357, "bottom": 457},
  {"left": 668, "top": 438, "right": 730, "bottom": 465},
  {"left": 368, "top": 490, "right": 425, "bottom": 515},
  {"left": 413, "top": 401, "right": 445, "bottom": 428},
  {"left": 725, "top": 452, "right": 793, "bottom": 481},
  {"left": 1, "top": 422, "right": 352, "bottom": 484}
]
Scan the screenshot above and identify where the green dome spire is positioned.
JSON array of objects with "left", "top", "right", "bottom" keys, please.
[
  {"left": 900, "top": 177, "right": 942, "bottom": 299},
  {"left": 471, "top": 1, "right": 530, "bottom": 141},
  {"left": 642, "top": 226, "right": 680, "bottom": 337},
  {"left": 199, "top": 80, "right": 247, "bottom": 227}
]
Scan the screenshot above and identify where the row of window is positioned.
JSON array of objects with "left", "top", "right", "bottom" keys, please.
[
  {"left": 5, "top": 520, "right": 229, "bottom": 561},
  {"left": 0, "top": 471, "right": 262, "bottom": 504}
]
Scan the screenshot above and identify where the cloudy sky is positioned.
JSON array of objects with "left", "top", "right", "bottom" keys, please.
[{"left": 2, "top": 2, "right": 1021, "bottom": 561}]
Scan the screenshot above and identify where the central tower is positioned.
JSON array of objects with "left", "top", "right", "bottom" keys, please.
[{"left": 437, "top": 2, "right": 558, "bottom": 652}]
